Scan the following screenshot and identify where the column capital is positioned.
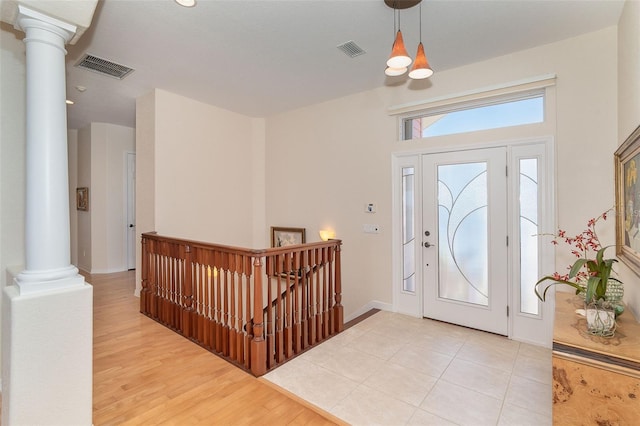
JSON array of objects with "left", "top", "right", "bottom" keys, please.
[
  {"left": 1, "top": 1, "right": 97, "bottom": 44},
  {"left": 14, "top": 5, "right": 77, "bottom": 45}
]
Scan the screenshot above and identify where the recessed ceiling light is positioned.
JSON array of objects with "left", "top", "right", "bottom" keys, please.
[
  {"left": 75, "top": 85, "right": 86, "bottom": 92},
  {"left": 175, "top": 0, "right": 196, "bottom": 7},
  {"left": 66, "top": 100, "right": 74, "bottom": 105}
]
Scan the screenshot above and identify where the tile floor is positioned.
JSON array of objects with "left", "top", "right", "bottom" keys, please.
[{"left": 263, "top": 310, "right": 552, "bottom": 426}]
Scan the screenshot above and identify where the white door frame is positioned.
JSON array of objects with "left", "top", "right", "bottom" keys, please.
[{"left": 392, "top": 136, "right": 556, "bottom": 346}]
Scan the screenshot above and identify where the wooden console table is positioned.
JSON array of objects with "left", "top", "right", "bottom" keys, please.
[{"left": 552, "top": 293, "right": 640, "bottom": 424}]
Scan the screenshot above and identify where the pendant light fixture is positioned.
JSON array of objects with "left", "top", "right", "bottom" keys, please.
[
  {"left": 386, "top": 11, "right": 411, "bottom": 69},
  {"left": 408, "top": 3, "right": 433, "bottom": 79},
  {"left": 385, "top": 7, "right": 410, "bottom": 76},
  {"left": 383, "top": 0, "right": 433, "bottom": 80}
]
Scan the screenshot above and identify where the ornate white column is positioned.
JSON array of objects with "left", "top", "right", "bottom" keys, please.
[
  {"left": 13, "top": 5, "right": 84, "bottom": 293},
  {"left": 2, "top": 5, "right": 93, "bottom": 425}
]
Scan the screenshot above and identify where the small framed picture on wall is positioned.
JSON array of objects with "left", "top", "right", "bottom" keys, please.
[{"left": 76, "top": 187, "right": 89, "bottom": 211}]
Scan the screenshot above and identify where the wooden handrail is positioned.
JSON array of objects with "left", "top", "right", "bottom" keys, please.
[{"left": 140, "top": 232, "right": 343, "bottom": 376}]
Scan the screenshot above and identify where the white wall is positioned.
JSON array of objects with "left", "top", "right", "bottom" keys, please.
[
  {"left": 76, "top": 125, "right": 92, "bottom": 272},
  {"left": 152, "top": 89, "right": 257, "bottom": 246},
  {"left": 0, "top": 23, "right": 27, "bottom": 375},
  {"left": 617, "top": 0, "right": 640, "bottom": 318},
  {"left": 265, "top": 27, "right": 619, "bottom": 320},
  {"left": 135, "top": 90, "right": 156, "bottom": 294},
  {"left": 68, "top": 129, "right": 78, "bottom": 266}
]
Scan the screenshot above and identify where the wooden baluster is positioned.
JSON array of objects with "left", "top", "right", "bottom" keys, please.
[
  {"left": 199, "top": 260, "right": 205, "bottom": 345},
  {"left": 167, "top": 250, "right": 172, "bottom": 326},
  {"left": 229, "top": 254, "right": 237, "bottom": 361},
  {"left": 205, "top": 262, "right": 212, "bottom": 349},
  {"left": 222, "top": 258, "right": 230, "bottom": 357},
  {"left": 236, "top": 255, "right": 245, "bottom": 364},
  {"left": 292, "top": 251, "right": 301, "bottom": 353},
  {"left": 150, "top": 243, "right": 158, "bottom": 319},
  {"left": 161, "top": 252, "right": 167, "bottom": 325},
  {"left": 307, "top": 249, "right": 316, "bottom": 345},
  {"left": 275, "top": 254, "right": 284, "bottom": 364},
  {"left": 172, "top": 251, "right": 177, "bottom": 327},
  {"left": 182, "top": 245, "right": 194, "bottom": 339},
  {"left": 322, "top": 246, "right": 329, "bottom": 339},
  {"left": 156, "top": 251, "right": 162, "bottom": 322},
  {"left": 244, "top": 256, "right": 252, "bottom": 369},
  {"left": 334, "top": 243, "right": 344, "bottom": 333},
  {"left": 202, "top": 261, "right": 208, "bottom": 345},
  {"left": 250, "top": 256, "right": 267, "bottom": 376},
  {"left": 283, "top": 252, "right": 293, "bottom": 359},
  {"left": 141, "top": 236, "right": 149, "bottom": 314},
  {"left": 176, "top": 252, "right": 182, "bottom": 330},
  {"left": 146, "top": 240, "right": 154, "bottom": 317},
  {"left": 301, "top": 249, "right": 309, "bottom": 349},
  {"left": 170, "top": 252, "right": 176, "bottom": 327},
  {"left": 328, "top": 246, "right": 335, "bottom": 334},
  {"left": 215, "top": 251, "right": 222, "bottom": 353},
  {"left": 266, "top": 256, "right": 275, "bottom": 369},
  {"left": 315, "top": 247, "right": 322, "bottom": 342}
]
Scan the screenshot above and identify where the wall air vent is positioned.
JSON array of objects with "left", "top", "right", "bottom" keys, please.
[
  {"left": 75, "top": 54, "right": 135, "bottom": 79},
  {"left": 337, "top": 40, "right": 366, "bottom": 58}
]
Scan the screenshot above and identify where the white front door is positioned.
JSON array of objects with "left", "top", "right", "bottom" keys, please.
[{"left": 422, "top": 147, "right": 508, "bottom": 335}]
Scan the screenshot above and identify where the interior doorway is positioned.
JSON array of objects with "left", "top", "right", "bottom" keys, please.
[{"left": 126, "top": 152, "right": 136, "bottom": 270}]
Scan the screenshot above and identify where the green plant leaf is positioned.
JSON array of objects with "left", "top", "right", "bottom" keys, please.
[
  {"left": 535, "top": 276, "right": 584, "bottom": 301},
  {"left": 569, "top": 259, "right": 588, "bottom": 278}
]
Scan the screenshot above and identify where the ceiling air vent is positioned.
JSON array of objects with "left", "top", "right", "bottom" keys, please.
[
  {"left": 75, "top": 54, "right": 135, "bottom": 79},
  {"left": 337, "top": 41, "right": 365, "bottom": 58}
]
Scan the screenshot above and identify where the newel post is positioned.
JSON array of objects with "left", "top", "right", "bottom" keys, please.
[
  {"left": 182, "top": 244, "right": 194, "bottom": 338},
  {"left": 250, "top": 256, "right": 267, "bottom": 376},
  {"left": 140, "top": 236, "right": 149, "bottom": 314},
  {"left": 334, "top": 243, "right": 344, "bottom": 332}
]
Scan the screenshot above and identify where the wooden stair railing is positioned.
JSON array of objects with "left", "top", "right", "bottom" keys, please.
[{"left": 140, "top": 232, "right": 343, "bottom": 376}]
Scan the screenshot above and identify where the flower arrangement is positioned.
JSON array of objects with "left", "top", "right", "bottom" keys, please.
[{"left": 534, "top": 209, "right": 622, "bottom": 304}]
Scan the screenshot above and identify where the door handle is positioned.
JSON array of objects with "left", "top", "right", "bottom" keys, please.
[
  {"left": 424, "top": 242, "right": 435, "bottom": 248},
  {"left": 129, "top": 224, "right": 135, "bottom": 228}
]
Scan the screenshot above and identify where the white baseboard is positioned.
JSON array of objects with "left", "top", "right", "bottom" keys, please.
[
  {"left": 345, "top": 300, "right": 392, "bottom": 323},
  {"left": 88, "top": 268, "right": 127, "bottom": 274}
]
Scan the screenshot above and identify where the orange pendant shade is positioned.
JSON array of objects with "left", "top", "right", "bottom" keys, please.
[
  {"left": 386, "top": 30, "right": 412, "bottom": 68},
  {"left": 408, "top": 42, "right": 433, "bottom": 79}
]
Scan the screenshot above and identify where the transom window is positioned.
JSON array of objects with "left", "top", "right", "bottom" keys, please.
[{"left": 402, "top": 91, "right": 544, "bottom": 140}]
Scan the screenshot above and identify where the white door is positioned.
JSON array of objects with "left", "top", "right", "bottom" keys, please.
[
  {"left": 422, "top": 147, "right": 508, "bottom": 335},
  {"left": 126, "top": 152, "right": 136, "bottom": 270}
]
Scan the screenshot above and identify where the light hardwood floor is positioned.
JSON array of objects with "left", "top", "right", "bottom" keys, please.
[{"left": 90, "top": 270, "right": 344, "bottom": 425}]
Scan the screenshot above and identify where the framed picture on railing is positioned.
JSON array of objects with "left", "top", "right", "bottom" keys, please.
[{"left": 270, "top": 226, "right": 306, "bottom": 248}]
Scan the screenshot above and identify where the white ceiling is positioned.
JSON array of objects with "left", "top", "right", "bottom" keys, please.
[{"left": 62, "top": 0, "right": 625, "bottom": 130}]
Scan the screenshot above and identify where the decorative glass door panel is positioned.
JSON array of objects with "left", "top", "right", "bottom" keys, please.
[
  {"left": 437, "top": 162, "right": 488, "bottom": 306},
  {"left": 423, "top": 148, "right": 508, "bottom": 335}
]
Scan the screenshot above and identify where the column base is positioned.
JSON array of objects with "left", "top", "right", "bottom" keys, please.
[
  {"left": 2, "top": 279, "right": 93, "bottom": 425},
  {"left": 15, "top": 265, "right": 84, "bottom": 295}
]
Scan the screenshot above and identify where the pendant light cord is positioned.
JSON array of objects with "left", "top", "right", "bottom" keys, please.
[{"left": 419, "top": 3, "right": 422, "bottom": 42}]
